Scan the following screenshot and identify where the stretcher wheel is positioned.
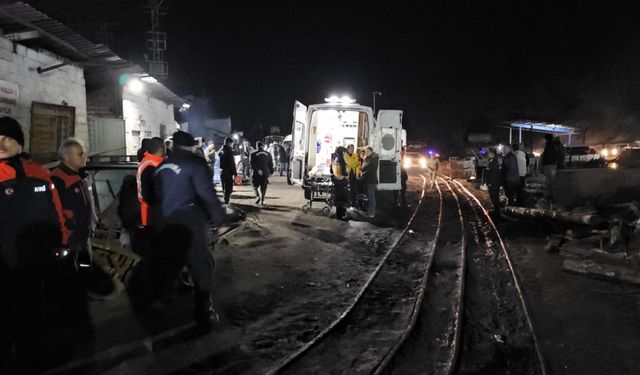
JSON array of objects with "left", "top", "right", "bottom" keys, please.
[
  {"left": 321, "top": 206, "right": 331, "bottom": 216},
  {"left": 302, "top": 204, "right": 310, "bottom": 214}
]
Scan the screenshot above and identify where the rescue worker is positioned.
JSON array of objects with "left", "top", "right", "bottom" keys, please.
[
  {"left": 51, "top": 138, "right": 95, "bottom": 270},
  {"left": 250, "top": 141, "right": 274, "bottom": 205},
  {"left": 428, "top": 154, "right": 440, "bottom": 188},
  {"left": 50, "top": 138, "right": 96, "bottom": 361},
  {"left": 331, "top": 146, "right": 349, "bottom": 220},
  {"left": 0, "top": 117, "right": 68, "bottom": 373},
  {"left": 153, "top": 131, "right": 224, "bottom": 334},
  {"left": 218, "top": 137, "right": 237, "bottom": 204},
  {"left": 358, "top": 146, "right": 379, "bottom": 218},
  {"left": 344, "top": 144, "right": 359, "bottom": 207},
  {"left": 137, "top": 137, "right": 165, "bottom": 227},
  {"left": 486, "top": 150, "right": 501, "bottom": 213}
]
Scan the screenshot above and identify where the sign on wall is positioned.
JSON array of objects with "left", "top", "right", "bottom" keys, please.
[{"left": 0, "top": 79, "right": 18, "bottom": 116}]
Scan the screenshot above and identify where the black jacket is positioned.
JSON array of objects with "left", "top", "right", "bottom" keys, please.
[
  {"left": 541, "top": 141, "right": 559, "bottom": 166},
  {"left": 218, "top": 145, "right": 236, "bottom": 177},
  {"left": 360, "top": 152, "right": 379, "bottom": 185},
  {"left": 51, "top": 163, "right": 94, "bottom": 250},
  {"left": 154, "top": 149, "right": 224, "bottom": 225},
  {"left": 0, "top": 154, "right": 66, "bottom": 269},
  {"left": 486, "top": 157, "right": 500, "bottom": 187},
  {"left": 278, "top": 146, "right": 288, "bottom": 163},
  {"left": 250, "top": 149, "right": 274, "bottom": 178}
]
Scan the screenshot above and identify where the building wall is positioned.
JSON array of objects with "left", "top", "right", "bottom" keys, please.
[
  {"left": 122, "top": 90, "right": 175, "bottom": 155},
  {"left": 0, "top": 36, "right": 87, "bottom": 150}
]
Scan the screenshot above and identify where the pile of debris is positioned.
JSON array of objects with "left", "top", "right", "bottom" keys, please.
[{"left": 503, "top": 203, "right": 640, "bottom": 286}]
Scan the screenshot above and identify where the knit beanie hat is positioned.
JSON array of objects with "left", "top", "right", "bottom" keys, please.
[
  {"left": 0, "top": 117, "right": 24, "bottom": 146},
  {"left": 172, "top": 131, "right": 195, "bottom": 147}
]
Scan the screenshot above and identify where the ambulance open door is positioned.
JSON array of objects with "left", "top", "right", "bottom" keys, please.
[
  {"left": 376, "top": 110, "right": 403, "bottom": 191},
  {"left": 290, "top": 101, "right": 308, "bottom": 185}
]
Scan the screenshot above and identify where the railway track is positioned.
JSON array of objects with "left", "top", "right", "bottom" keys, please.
[{"left": 267, "top": 176, "right": 546, "bottom": 375}]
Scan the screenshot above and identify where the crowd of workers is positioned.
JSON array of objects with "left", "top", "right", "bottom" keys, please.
[
  {"left": 0, "top": 115, "right": 279, "bottom": 372},
  {"left": 330, "top": 144, "right": 379, "bottom": 219},
  {"left": 484, "top": 133, "right": 566, "bottom": 213}
]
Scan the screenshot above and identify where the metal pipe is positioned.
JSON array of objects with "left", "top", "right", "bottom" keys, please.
[{"left": 37, "top": 62, "right": 68, "bottom": 74}]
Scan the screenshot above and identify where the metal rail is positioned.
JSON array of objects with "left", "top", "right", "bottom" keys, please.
[
  {"left": 266, "top": 175, "right": 429, "bottom": 375},
  {"left": 451, "top": 179, "right": 547, "bottom": 375}
]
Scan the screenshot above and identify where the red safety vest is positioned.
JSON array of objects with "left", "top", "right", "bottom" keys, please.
[{"left": 137, "top": 152, "right": 163, "bottom": 226}]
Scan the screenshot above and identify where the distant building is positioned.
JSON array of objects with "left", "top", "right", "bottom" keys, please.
[{"left": 0, "top": 2, "right": 187, "bottom": 162}]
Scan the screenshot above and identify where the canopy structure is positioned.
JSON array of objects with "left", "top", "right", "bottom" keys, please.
[{"left": 503, "top": 120, "right": 578, "bottom": 145}]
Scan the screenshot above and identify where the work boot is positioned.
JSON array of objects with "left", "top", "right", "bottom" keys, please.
[{"left": 254, "top": 188, "right": 261, "bottom": 204}]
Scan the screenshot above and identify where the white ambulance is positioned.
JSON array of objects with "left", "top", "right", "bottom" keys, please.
[{"left": 289, "top": 96, "right": 404, "bottom": 193}]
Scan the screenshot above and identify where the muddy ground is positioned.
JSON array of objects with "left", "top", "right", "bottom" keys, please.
[{"left": 39, "top": 172, "right": 640, "bottom": 375}]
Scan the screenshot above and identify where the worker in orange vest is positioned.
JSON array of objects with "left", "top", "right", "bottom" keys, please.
[{"left": 137, "top": 137, "right": 165, "bottom": 227}]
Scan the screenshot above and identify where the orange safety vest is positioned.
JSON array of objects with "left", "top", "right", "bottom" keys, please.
[{"left": 137, "top": 152, "right": 163, "bottom": 226}]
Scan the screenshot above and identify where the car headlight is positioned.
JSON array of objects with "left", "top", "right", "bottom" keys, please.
[
  {"left": 601, "top": 149, "right": 609, "bottom": 157},
  {"left": 419, "top": 158, "right": 427, "bottom": 168},
  {"left": 612, "top": 148, "right": 619, "bottom": 156},
  {"left": 608, "top": 162, "right": 618, "bottom": 169},
  {"left": 403, "top": 157, "right": 412, "bottom": 168}
]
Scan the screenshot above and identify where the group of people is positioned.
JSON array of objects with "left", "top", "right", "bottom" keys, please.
[
  {"left": 484, "top": 143, "right": 529, "bottom": 212},
  {"left": 331, "top": 144, "right": 379, "bottom": 219},
  {"left": 0, "top": 117, "right": 96, "bottom": 372},
  {"left": 267, "top": 142, "right": 290, "bottom": 176}
]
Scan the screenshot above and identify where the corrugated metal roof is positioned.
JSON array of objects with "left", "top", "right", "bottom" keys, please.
[{"left": 0, "top": 1, "right": 185, "bottom": 107}]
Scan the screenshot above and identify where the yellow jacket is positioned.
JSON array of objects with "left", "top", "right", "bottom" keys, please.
[{"left": 344, "top": 152, "right": 359, "bottom": 174}]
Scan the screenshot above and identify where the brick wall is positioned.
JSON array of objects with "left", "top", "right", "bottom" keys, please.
[{"left": 0, "top": 37, "right": 88, "bottom": 151}]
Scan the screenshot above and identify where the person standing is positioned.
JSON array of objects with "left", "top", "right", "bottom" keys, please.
[
  {"left": 501, "top": 146, "right": 521, "bottom": 206},
  {"left": 331, "top": 146, "right": 349, "bottom": 220},
  {"left": 486, "top": 150, "right": 501, "bottom": 213},
  {"left": 50, "top": 138, "right": 96, "bottom": 360},
  {"left": 0, "top": 117, "right": 69, "bottom": 373},
  {"left": 395, "top": 146, "right": 408, "bottom": 208},
  {"left": 137, "top": 137, "right": 165, "bottom": 227},
  {"left": 512, "top": 143, "right": 527, "bottom": 205},
  {"left": 358, "top": 146, "right": 379, "bottom": 218},
  {"left": 278, "top": 143, "right": 288, "bottom": 176},
  {"left": 427, "top": 154, "right": 440, "bottom": 188},
  {"left": 344, "top": 144, "right": 359, "bottom": 207},
  {"left": 218, "top": 137, "right": 237, "bottom": 204},
  {"left": 153, "top": 131, "right": 224, "bottom": 334},
  {"left": 541, "top": 133, "right": 559, "bottom": 195},
  {"left": 51, "top": 138, "right": 95, "bottom": 270},
  {"left": 250, "top": 141, "right": 274, "bottom": 205}
]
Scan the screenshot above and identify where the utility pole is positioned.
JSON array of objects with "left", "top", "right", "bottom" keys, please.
[
  {"left": 145, "top": 0, "right": 168, "bottom": 80},
  {"left": 372, "top": 91, "right": 382, "bottom": 114}
]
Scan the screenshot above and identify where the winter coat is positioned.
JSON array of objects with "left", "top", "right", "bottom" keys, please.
[
  {"left": 344, "top": 152, "right": 359, "bottom": 175},
  {"left": 218, "top": 145, "right": 237, "bottom": 177},
  {"left": 278, "top": 146, "right": 288, "bottom": 164},
  {"left": 51, "top": 163, "right": 96, "bottom": 251},
  {"left": 486, "top": 157, "right": 500, "bottom": 187},
  {"left": 513, "top": 150, "right": 527, "bottom": 177},
  {"left": 153, "top": 149, "right": 224, "bottom": 226},
  {"left": 250, "top": 149, "right": 274, "bottom": 179},
  {"left": 0, "top": 154, "right": 68, "bottom": 269},
  {"left": 501, "top": 152, "right": 520, "bottom": 186},
  {"left": 541, "top": 141, "right": 559, "bottom": 166},
  {"left": 360, "top": 152, "right": 379, "bottom": 185}
]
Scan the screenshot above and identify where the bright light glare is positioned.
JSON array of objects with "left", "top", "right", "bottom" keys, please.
[
  {"left": 324, "top": 95, "right": 356, "bottom": 104},
  {"left": 612, "top": 148, "right": 619, "bottom": 156},
  {"left": 179, "top": 103, "right": 191, "bottom": 112},
  {"left": 608, "top": 162, "right": 618, "bottom": 169},
  {"left": 419, "top": 157, "right": 427, "bottom": 168},
  {"left": 601, "top": 148, "right": 609, "bottom": 157},
  {"left": 403, "top": 158, "right": 412, "bottom": 169},
  {"left": 140, "top": 76, "right": 158, "bottom": 83},
  {"left": 533, "top": 151, "right": 541, "bottom": 157},
  {"left": 128, "top": 79, "right": 144, "bottom": 93}
]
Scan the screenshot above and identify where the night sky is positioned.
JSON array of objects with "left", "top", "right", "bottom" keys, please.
[{"left": 27, "top": 1, "right": 640, "bottom": 147}]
